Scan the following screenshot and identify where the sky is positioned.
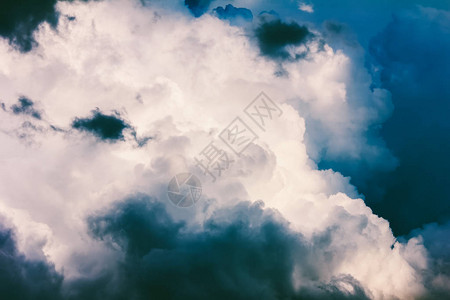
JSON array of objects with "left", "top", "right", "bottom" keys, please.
[{"left": 0, "top": 0, "right": 449, "bottom": 299}]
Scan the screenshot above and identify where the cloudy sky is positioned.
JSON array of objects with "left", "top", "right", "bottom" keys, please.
[{"left": 0, "top": 0, "right": 449, "bottom": 299}]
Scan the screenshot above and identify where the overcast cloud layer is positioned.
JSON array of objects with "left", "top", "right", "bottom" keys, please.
[{"left": 0, "top": 0, "right": 449, "bottom": 299}]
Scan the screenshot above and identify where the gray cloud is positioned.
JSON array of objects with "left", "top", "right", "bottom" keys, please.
[
  {"left": 72, "top": 109, "right": 132, "bottom": 142},
  {"left": 10, "top": 96, "right": 42, "bottom": 119},
  {"left": 255, "top": 19, "right": 312, "bottom": 60},
  {"left": 0, "top": 0, "right": 59, "bottom": 52},
  {"left": 213, "top": 4, "right": 253, "bottom": 24},
  {"left": 0, "top": 225, "right": 63, "bottom": 300},
  {"left": 76, "top": 195, "right": 371, "bottom": 300},
  {"left": 184, "top": 0, "right": 216, "bottom": 18}
]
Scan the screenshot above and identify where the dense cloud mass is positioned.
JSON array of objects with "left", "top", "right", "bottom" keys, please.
[
  {"left": 0, "top": 0, "right": 449, "bottom": 299},
  {"left": 80, "top": 196, "right": 371, "bottom": 299}
]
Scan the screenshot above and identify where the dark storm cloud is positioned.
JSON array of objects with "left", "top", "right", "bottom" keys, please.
[
  {"left": 358, "top": 7, "right": 450, "bottom": 236},
  {"left": 184, "top": 0, "right": 215, "bottom": 18},
  {"left": 255, "top": 19, "right": 311, "bottom": 60},
  {"left": 0, "top": 0, "right": 59, "bottom": 52},
  {"left": 69, "top": 195, "right": 371, "bottom": 300},
  {"left": 0, "top": 226, "right": 63, "bottom": 300},
  {"left": 10, "top": 96, "right": 42, "bottom": 119},
  {"left": 72, "top": 110, "right": 131, "bottom": 142},
  {"left": 213, "top": 4, "right": 253, "bottom": 23}
]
